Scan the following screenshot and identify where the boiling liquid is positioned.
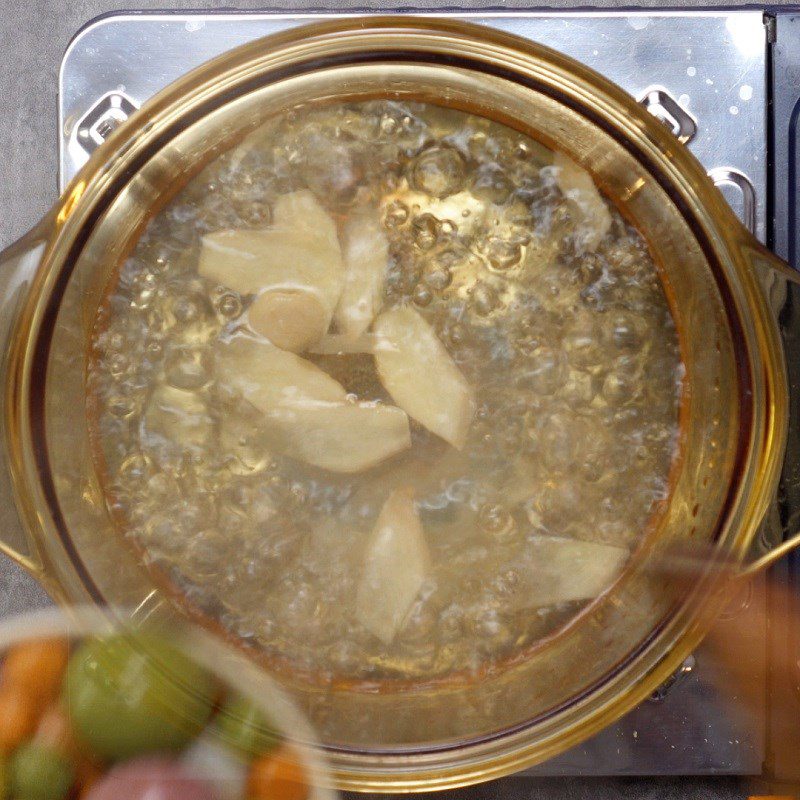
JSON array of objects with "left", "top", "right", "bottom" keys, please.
[{"left": 87, "top": 101, "right": 682, "bottom": 681}]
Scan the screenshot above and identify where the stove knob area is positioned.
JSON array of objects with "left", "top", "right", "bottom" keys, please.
[
  {"left": 637, "top": 86, "right": 698, "bottom": 144},
  {"left": 649, "top": 654, "right": 696, "bottom": 702}
]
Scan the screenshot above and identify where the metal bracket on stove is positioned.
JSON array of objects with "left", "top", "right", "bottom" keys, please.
[
  {"left": 75, "top": 91, "right": 139, "bottom": 156},
  {"left": 707, "top": 167, "right": 757, "bottom": 235},
  {"left": 637, "top": 86, "right": 698, "bottom": 145}
]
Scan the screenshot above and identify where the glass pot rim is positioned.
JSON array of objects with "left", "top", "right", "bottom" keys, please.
[{"left": 2, "top": 15, "right": 791, "bottom": 791}]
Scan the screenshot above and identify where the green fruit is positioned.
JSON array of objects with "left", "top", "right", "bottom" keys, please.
[
  {"left": 0, "top": 755, "right": 7, "bottom": 800},
  {"left": 216, "top": 695, "right": 279, "bottom": 758},
  {"left": 64, "top": 634, "right": 216, "bottom": 761},
  {"left": 9, "top": 744, "right": 73, "bottom": 800}
]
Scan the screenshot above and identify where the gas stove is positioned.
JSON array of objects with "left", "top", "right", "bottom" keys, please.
[{"left": 57, "top": 9, "right": 800, "bottom": 784}]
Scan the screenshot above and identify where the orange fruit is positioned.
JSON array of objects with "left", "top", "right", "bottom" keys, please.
[
  {"left": 0, "top": 684, "right": 38, "bottom": 752},
  {"left": 247, "top": 744, "right": 309, "bottom": 800},
  {"left": 1, "top": 639, "right": 70, "bottom": 707}
]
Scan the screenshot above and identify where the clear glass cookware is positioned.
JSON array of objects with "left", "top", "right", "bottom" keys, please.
[{"left": 0, "top": 16, "right": 799, "bottom": 791}]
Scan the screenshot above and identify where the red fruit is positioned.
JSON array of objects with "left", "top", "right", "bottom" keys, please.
[{"left": 83, "top": 757, "right": 214, "bottom": 800}]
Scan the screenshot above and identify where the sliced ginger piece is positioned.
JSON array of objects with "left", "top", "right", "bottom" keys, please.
[
  {"left": 215, "top": 335, "right": 411, "bottom": 473},
  {"left": 248, "top": 290, "right": 328, "bottom": 353},
  {"left": 199, "top": 191, "right": 344, "bottom": 343},
  {"left": 309, "top": 332, "right": 384, "bottom": 355},
  {"left": 268, "top": 402, "right": 411, "bottom": 474},
  {"left": 356, "top": 488, "right": 430, "bottom": 644},
  {"left": 216, "top": 335, "right": 347, "bottom": 413},
  {"left": 509, "top": 536, "right": 628, "bottom": 609},
  {"left": 530, "top": 536, "right": 627, "bottom": 604},
  {"left": 272, "top": 190, "right": 340, "bottom": 247},
  {"left": 553, "top": 152, "right": 612, "bottom": 253},
  {"left": 199, "top": 229, "right": 266, "bottom": 294},
  {"left": 334, "top": 208, "right": 389, "bottom": 340},
  {"left": 374, "top": 306, "right": 475, "bottom": 449}
]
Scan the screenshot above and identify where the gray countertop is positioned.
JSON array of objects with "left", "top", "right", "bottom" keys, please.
[{"left": 0, "top": 0, "right": 793, "bottom": 795}]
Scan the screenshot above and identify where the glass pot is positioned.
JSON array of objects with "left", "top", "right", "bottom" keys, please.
[{"left": 1, "top": 16, "right": 799, "bottom": 792}]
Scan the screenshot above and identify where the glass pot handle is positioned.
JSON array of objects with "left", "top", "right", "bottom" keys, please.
[
  {"left": 0, "top": 223, "right": 52, "bottom": 576},
  {"left": 739, "top": 241, "right": 800, "bottom": 578}
]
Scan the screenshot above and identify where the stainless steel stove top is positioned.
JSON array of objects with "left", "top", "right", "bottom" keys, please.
[
  {"left": 59, "top": 10, "right": 768, "bottom": 240},
  {"left": 57, "top": 9, "right": 779, "bottom": 779}
]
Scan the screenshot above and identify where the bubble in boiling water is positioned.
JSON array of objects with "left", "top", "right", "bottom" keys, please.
[
  {"left": 105, "top": 331, "right": 126, "bottom": 353},
  {"left": 515, "top": 141, "right": 536, "bottom": 160},
  {"left": 471, "top": 165, "right": 513, "bottom": 204},
  {"left": 198, "top": 191, "right": 239, "bottom": 233},
  {"left": 439, "top": 604, "right": 465, "bottom": 642},
  {"left": 140, "top": 514, "right": 180, "bottom": 552},
  {"left": 580, "top": 455, "right": 605, "bottom": 482},
  {"left": 412, "top": 213, "right": 439, "bottom": 250},
  {"left": 491, "top": 568, "right": 522, "bottom": 599},
  {"left": 467, "top": 131, "right": 488, "bottom": 158},
  {"left": 172, "top": 294, "right": 204, "bottom": 324},
  {"left": 410, "top": 146, "right": 466, "bottom": 198},
  {"left": 106, "top": 394, "right": 138, "bottom": 419},
  {"left": 380, "top": 114, "right": 398, "bottom": 135},
  {"left": 384, "top": 200, "right": 409, "bottom": 228},
  {"left": 446, "top": 323, "right": 466, "bottom": 346},
  {"left": 146, "top": 471, "right": 182, "bottom": 502},
  {"left": 577, "top": 253, "right": 604, "bottom": 285},
  {"left": 609, "top": 312, "right": 642, "bottom": 352},
  {"left": 151, "top": 250, "right": 171, "bottom": 275},
  {"left": 235, "top": 201, "right": 272, "bottom": 227},
  {"left": 564, "top": 318, "right": 605, "bottom": 370},
  {"left": 412, "top": 284, "right": 433, "bottom": 307},
  {"left": 116, "top": 452, "right": 153, "bottom": 486},
  {"left": 518, "top": 346, "right": 566, "bottom": 395},
  {"left": 130, "top": 272, "right": 158, "bottom": 310},
  {"left": 108, "top": 353, "right": 129, "bottom": 379},
  {"left": 560, "top": 368, "right": 596, "bottom": 409},
  {"left": 533, "top": 411, "right": 585, "bottom": 473},
  {"left": 158, "top": 289, "right": 218, "bottom": 345},
  {"left": 478, "top": 503, "right": 517, "bottom": 541},
  {"left": 486, "top": 238, "right": 522, "bottom": 270},
  {"left": 424, "top": 243, "right": 474, "bottom": 293},
  {"left": 601, "top": 370, "right": 636, "bottom": 406},
  {"left": 605, "top": 240, "right": 640, "bottom": 273},
  {"left": 575, "top": 427, "right": 610, "bottom": 482},
  {"left": 183, "top": 529, "right": 229, "bottom": 583},
  {"left": 164, "top": 345, "right": 213, "bottom": 391},
  {"left": 531, "top": 478, "right": 584, "bottom": 527},
  {"left": 423, "top": 266, "right": 452, "bottom": 292},
  {"left": 434, "top": 242, "right": 471, "bottom": 271},
  {"left": 214, "top": 291, "right": 243, "bottom": 319},
  {"left": 288, "top": 481, "right": 309, "bottom": 507},
  {"left": 471, "top": 284, "right": 500, "bottom": 316}
]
